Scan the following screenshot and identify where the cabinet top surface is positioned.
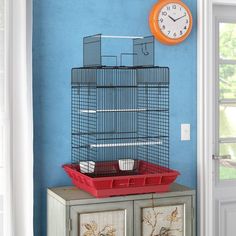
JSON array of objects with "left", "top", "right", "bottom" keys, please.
[{"left": 48, "top": 183, "right": 195, "bottom": 205}]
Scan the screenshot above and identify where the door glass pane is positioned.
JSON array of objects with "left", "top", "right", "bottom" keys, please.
[
  {"left": 220, "top": 23, "right": 236, "bottom": 60},
  {"left": 218, "top": 22, "right": 236, "bottom": 181},
  {"left": 0, "top": 0, "right": 3, "bottom": 29},
  {"left": 0, "top": 31, "right": 5, "bottom": 71},
  {"left": 0, "top": 74, "right": 4, "bottom": 112},
  {"left": 220, "top": 143, "right": 236, "bottom": 180},
  {"left": 219, "top": 104, "right": 236, "bottom": 138},
  {"left": 0, "top": 0, "right": 5, "bottom": 235},
  {"left": 219, "top": 64, "right": 236, "bottom": 99}
]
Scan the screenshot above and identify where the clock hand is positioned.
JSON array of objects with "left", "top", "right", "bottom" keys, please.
[
  {"left": 168, "top": 15, "right": 176, "bottom": 22},
  {"left": 175, "top": 14, "right": 187, "bottom": 21}
]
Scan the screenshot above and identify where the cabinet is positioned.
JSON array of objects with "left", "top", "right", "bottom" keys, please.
[{"left": 47, "top": 183, "right": 195, "bottom": 236}]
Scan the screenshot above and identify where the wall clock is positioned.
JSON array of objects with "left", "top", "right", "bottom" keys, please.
[{"left": 149, "top": 0, "right": 193, "bottom": 45}]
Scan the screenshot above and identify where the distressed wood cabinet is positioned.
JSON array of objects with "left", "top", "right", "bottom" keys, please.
[{"left": 47, "top": 183, "right": 195, "bottom": 236}]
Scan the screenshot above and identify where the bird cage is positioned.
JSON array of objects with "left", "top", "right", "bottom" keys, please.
[{"left": 63, "top": 34, "right": 179, "bottom": 198}]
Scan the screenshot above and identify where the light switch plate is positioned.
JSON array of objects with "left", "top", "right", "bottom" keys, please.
[{"left": 181, "top": 124, "right": 191, "bottom": 141}]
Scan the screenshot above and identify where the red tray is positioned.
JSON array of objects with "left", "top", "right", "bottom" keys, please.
[{"left": 63, "top": 160, "right": 180, "bottom": 198}]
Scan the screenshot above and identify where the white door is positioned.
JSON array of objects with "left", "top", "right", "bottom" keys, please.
[{"left": 213, "top": 5, "right": 236, "bottom": 236}]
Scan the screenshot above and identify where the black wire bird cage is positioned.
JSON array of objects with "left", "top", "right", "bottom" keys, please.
[{"left": 63, "top": 34, "right": 179, "bottom": 197}]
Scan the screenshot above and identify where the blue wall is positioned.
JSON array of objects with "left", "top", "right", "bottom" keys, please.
[{"left": 33, "top": 0, "right": 197, "bottom": 235}]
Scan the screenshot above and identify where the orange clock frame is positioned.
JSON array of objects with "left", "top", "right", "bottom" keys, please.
[{"left": 149, "top": 0, "right": 193, "bottom": 45}]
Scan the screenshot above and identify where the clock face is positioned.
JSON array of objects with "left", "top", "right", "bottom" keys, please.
[{"left": 158, "top": 3, "right": 190, "bottom": 39}]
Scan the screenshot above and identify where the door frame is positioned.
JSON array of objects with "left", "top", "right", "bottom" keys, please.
[{"left": 197, "top": 0, "right": 236, "bottom": 236}]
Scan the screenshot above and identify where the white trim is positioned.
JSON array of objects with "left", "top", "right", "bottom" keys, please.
[
  {"left": 198, "top": 1, "right": 236, "bottom": 236},
  {"left": 9, "top": 0, "right": 33, "bottom": 235},
  {"left": 213, "top": 0, "right": 236, "bottom": 5},
  {"left": 3, "top": 0, "right": 12, "bottom": 235},
  {"left": 197, "top": 0, "right": 214, "bottom": 236}
]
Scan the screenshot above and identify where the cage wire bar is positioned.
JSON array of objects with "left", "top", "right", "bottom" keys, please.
[
  {"left": 71, "top": 66, "right": 170, "bottom": 177},
  {"left": 70, "top": 34, "right": 170, "bottom": 178}
]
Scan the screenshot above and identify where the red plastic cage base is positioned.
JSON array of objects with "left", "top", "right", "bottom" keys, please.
[{"left": 63, "top": 160, "right": 180, "bottom": 198}]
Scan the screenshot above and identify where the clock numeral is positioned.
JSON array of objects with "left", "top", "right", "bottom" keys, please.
[
  {"left": 180, "top": 30, "right": 183, "bottom": 35},
  {"left": 159, "top": 18, "right": 164, "bottom": 23},
  {"left": 186, "top": 19, "right": 189, "bottom": 24},
  {"left": 184, "top": 26, "right": 187, "bottom": 30},
  {"left": 172, "top": 4, "right": 176, "bottom": 9},
  {"left": 162, "top": 11, "right": 167, "bottom": 16},
  {"left": 162, "top": 25, "right": 166, "bottom": 30},
  {"left": 168, "top": 30, "right": 171, "bottom": 35},
  {"left": 173, "top": 32, "right": 177, "bottom": 37},
  {"left": 180, "top": 7, "right": 182, "bottom": 11},
  {"left": 167, "top": 6, "right": 170, "bottom": 11}
]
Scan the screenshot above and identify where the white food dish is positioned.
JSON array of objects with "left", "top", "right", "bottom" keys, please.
[
  {"left": 79, "top": 161, "right": 95, "bottom": 173},
  {"left": 118, "top": 159, "right": 135, "bottom": 171}
]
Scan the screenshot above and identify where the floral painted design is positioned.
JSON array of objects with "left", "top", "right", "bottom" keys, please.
[
  {"left": 142, "top": 205, "right": 183, "bottom": 236},
  {"left": 82, "top": 221, "right": 116, "bottom": 236}
]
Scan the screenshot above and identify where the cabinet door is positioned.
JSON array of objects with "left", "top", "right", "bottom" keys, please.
[
  {"left": 70, "top": 201, "right": 133, "bottom": 236},
  {"left": 134, "top": 196, "right": 194, "bottom": 236}
]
